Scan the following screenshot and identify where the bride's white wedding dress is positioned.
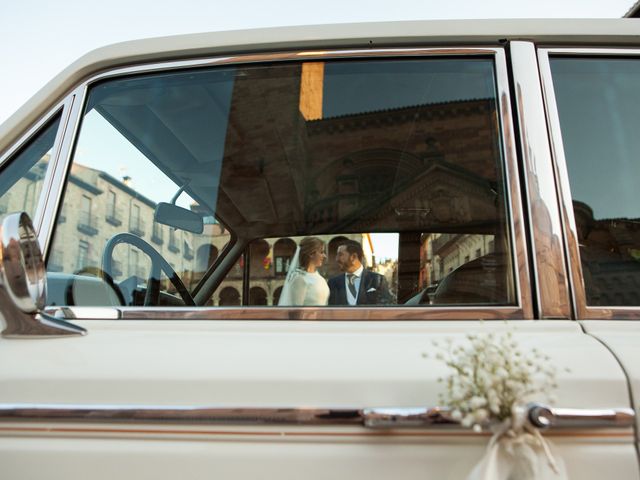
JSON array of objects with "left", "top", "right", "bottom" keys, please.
[
  {"left": 279, "top": 269, "right": 329, "bottom": 306},
  {"left": 278, "top": 248, "right": 329, "bottom": 306}
]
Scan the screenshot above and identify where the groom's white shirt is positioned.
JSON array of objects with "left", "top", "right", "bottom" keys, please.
[{"left": 345, "top": 265, "right": 364, "bottom": 306}]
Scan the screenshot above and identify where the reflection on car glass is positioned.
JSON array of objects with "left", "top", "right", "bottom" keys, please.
[
  {"left": 46, "top": 58, "right": 515, "bottom": 308},
  {"left": 551, "top": 57, "right": 640, "bottom": 307}
]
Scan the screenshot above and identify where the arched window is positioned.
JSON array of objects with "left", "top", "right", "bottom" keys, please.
[
  {"left": 249, "top": 286, "right": 268, "bottom": 305},
  {"left": 273, "top": 238, "right": 296, "bottom": 276},
  {"left": 196, "top": 244, "right": 219, "bottom": 274},
  {"left": 219, "top": 286, "right": 240, "bottom": 306},
  {"left": 273, "top": 286, "right": 283, "bottom": 305}
]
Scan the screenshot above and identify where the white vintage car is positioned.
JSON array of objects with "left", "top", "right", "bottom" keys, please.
[{"left": 1, "top": 19, "right": 640, "bottom": 479}]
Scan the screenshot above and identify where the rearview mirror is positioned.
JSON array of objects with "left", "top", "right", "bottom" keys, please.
[{"left": 154, "top": 202, "right": 204, "bottom": 234}]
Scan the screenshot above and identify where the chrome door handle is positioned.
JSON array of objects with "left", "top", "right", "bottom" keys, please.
[
  {"left": 527, "top": 403, "right": 635, "bottom": 429},
  {"left": 362, "top": 404, "right": 635, "bottom": 430}
]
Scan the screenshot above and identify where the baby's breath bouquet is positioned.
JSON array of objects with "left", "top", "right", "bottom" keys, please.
[
  {"left": 429, "top": 330, "right": 568, "bottom": 480},
  {"left": 432, "top": 331, "right": 557, "bottom": 432}
]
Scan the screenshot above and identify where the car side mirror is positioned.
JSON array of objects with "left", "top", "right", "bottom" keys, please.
[
  {"left": 154, "top": 202, "right": 204, "bottom": 234},
  {"left": 0, "top": 212, "right": 85, "bottom": 337}
]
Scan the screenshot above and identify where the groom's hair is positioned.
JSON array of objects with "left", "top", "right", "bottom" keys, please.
[{"left": 340, "top": 240, "right": 364, "bottom": 262}]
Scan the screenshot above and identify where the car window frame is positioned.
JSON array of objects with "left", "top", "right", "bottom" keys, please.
[
  {"left": 42, "top": 46, "right": 535, "bottom": 321},
  {"left": 538, "top": 47, "right": 640, "bottom": 320},
  {"left": 0, "top": 96, "right": 74, "bottom": 246}
]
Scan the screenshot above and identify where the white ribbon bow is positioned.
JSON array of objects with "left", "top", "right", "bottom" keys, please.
[{"left": 465, "top": 411, "right": 568, "bottom": 480}]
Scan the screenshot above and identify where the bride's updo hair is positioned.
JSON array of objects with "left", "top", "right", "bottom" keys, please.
[{"left": 299, "top": 236, "right": 324, "bottom": 269}]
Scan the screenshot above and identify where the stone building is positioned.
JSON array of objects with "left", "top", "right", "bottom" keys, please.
[{"left": 46, "top": 163, "right": 195, "bottom": 283}]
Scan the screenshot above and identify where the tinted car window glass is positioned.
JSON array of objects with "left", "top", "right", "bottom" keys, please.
[
  {"left": 47, "top": 58, "right": 515, "bottom": 308},
  {"left": 551, "top": 57, "right": 640, "bottom": 306},
  {"left": 0, "top": 114, "right": 61, "bottom": 220}
]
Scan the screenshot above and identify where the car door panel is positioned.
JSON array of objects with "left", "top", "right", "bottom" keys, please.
[
  {"left": 0, "top": 320, "right": 637, "bottom": 479},
  {"left": 0, "top": 437, "right": 637, "bottom": 480},
  {"left": 581, "top": 321, "right": 640, "bottom": 448}
]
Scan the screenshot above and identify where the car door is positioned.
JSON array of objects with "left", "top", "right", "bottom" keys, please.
[
  {"left": 0, "top": 39, "right": 637, "bottom": 480},
  {"left": 537, "top": 45, "right": 640, "bottom": 455}
]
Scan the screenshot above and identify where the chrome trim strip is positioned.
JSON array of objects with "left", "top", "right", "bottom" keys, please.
[
  {"left": 510, "top": 41, "right": 571, "bottom": 319},
  {"left": 537, "top": 49, "right": 584, "bottom": 321},
  {"left": 0, "top": 99, "right": 69, "bottom": 251},
  {"left": 86, "top": 47, "right": 499, "bottom": 83},
  {"left": 45, "top": 305, "right": 525, "bottom": 321},
  {"left": 0, "top": 100, "right": 67, "bottom": 166},
  {"left": 0, "top": 403, "right": 633, "bottom": 430},
  {"left": 539, "top": 48, "right": 640, "bottom": 56},
  {"left": 363, "top": 407, "right": 457, "bottom": 428},
  {"left": 494, "top": 48, "right": 534, "bottom": 319},
  {"left": 45, "top": 306, "right": 120, "bottom": 320},
  {"left": 33, "top": 97, "right": 74, "bottom": 242},
  {"left": 39, "top": 85, "right": 87, "bottom": 254},
  {"left": 0, "top": 404, "right": 363, "bottom": 426},
  {"left": 538, "top": 47, "right": 640, "bottom": 320}
]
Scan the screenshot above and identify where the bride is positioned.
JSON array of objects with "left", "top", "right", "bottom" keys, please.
[{"left": 278, "top": 237, "right": 330, "bottom": 306}]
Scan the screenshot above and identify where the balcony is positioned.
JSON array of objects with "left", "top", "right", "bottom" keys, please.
[
  {"left": 105, "top": 206, "right": 123, "bottom": 226},
  {"left": 111, "top": 259, "right": 123, "bottom": 278},
  {"left": 151, "top": 226, "right": 164, "bottom": 246},
  {"left": 129, "top": 265, "right": 146, "bottom": 279},
  {"left": 129, "top": 218, "right": 146, "bottom": 237},
  {"left": 430, "top": 233, "right": 458, "bottom": 255},
  {"left": 47, "top": 249, "right": 64, "bottom": 272},
  {"left": 76, "top": 256, "right": 98, "bottom": 271},
  {"left": 168, "top": 237, "right": 180, "bottom": 253},
  {"left": 77, "top": 211, "right": 98, "bottom": 236}
]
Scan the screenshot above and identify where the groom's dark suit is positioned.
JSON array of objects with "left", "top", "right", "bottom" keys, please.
[{"left": 328, "top": 269, "right": 392, "bottom": 305}]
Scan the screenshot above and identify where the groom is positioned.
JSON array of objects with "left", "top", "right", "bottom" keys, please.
[{"left": 328, "top": 240, "right": 392, "bottom": 306}]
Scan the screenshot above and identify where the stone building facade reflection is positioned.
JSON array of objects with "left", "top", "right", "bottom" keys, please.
[{"left": 3, "top": 81, "right": 513, "bottom": 306}]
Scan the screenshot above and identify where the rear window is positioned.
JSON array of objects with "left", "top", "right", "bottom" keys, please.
[{"left": 551, "top": 57, "right": 640, "bottom": 307}]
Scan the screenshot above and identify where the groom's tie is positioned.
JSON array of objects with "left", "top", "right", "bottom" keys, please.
[{"left": 347, "top": 273, "right": 357, "bottom": 299}]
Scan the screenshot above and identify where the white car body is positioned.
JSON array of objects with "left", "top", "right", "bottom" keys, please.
[{"left": 1, "top": 19, "right": 640, "bottom": 479}]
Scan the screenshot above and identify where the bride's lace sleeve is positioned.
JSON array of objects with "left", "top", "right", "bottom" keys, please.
[{"left": 278, "top": 269, "right": 308, "bottom": 306}]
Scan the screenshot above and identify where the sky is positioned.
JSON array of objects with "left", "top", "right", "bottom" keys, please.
[{"left": 0, "top": 0, "right": 637, "bottom": 125}]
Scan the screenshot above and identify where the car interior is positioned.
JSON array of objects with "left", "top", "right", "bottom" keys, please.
[{"left": 42, "top": 59, "right": 516, "bottom": 308}]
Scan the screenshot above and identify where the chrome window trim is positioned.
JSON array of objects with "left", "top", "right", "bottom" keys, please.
[
  {"left": 85, "top": 47, "right": 500, "bottom": 83},
  {"left": 510, "top": 41, "right": 572, "bottom": 319},
  {"left": 43, "top": 46, "right": 532, "bottom": 320},
  {"left": 47, "top": 305, "right": 526, "bottom": 321},
  {"left": 494, "top": 47, "right": 534, "bottom": 320},
  {"left": 38, "top": 85, "right": 86, "bottom": 253},
  {"left": 0, "top": 99, "right": 68, "bottom": 167},
  {"left": 32, "top": 103, "right": 71, "bottom": 237},
  {"left": 0, "top": 97, "right": 72, "bottom": 246},
  {"left": 538, "top": 47, "right": 640, "bottom": 320}
]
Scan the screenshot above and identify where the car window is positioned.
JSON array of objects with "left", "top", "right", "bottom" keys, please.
[
  {"left": 46, "top": 57, "right": 516, "bottom": 308},
  {"left": 550, "top": 57, "right": 640, "bottom": 307},
  {"left": 0, "top": 114, "right": 61, "bottom": 220}
]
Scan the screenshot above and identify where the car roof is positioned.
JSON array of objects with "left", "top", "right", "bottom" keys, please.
[{"left": 1, "top": 18, "right": 639, "bottom": 154}]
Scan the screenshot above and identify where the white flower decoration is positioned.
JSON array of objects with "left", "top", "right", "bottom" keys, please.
[{"left": 430, "top": 330, "right": 559, "bottom": 432}]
